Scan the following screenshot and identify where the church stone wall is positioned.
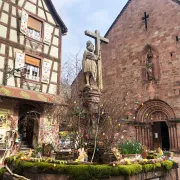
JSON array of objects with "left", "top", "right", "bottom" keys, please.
[{"left": 101, "top": 0, "right": 180, "bottom": 118}]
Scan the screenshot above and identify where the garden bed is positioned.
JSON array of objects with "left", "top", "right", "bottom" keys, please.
[{"left": 3, "top": 156, "right": 179, "bottom": 180}]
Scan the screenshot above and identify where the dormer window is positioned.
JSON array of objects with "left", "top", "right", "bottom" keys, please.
[{"left": 27, "top": 16, "right": 42, "bottom": 41}]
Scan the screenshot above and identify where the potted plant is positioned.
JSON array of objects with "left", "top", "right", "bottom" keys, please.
[
  {"left": 141, "top": 146, "right": 147, "bottom": 159},
  {"left": 118, "top": 140, "right": 142, "bottom": 158},
  {"left": 36, "top": 144, "right": 43, "bottom": 158}
]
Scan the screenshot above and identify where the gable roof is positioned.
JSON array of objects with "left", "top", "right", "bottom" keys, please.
[
  {"left": 105, "top": 0, "right": 180, "bottom": 38},
  {"left": 45, "top": 0, "right": 68, "bottom": 34},
  {"left": 104, "top": 0, "right": 132, "bottom": 37}
]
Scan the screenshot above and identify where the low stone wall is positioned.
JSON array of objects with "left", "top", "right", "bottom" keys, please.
[
  {"left": 14, "top": 167, "right": 178, "bottom": 180},
  {"left": 105, "top": 168, "right": 179, "bottom": 180}
]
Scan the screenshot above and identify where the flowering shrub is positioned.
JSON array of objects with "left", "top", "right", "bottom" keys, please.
[{"left": 118, "top": 140, "right": 141, "bottom": 154}]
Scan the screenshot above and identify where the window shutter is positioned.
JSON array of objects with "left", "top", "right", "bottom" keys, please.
[
  {"left": 14, "top": 52, "right": 25, "bottom": 77},
  {"left": 25, "top": 55, "right": 40, "bottom": 67},
  {"left": 28, "top": 17, "right": 42, "bottom": 32},
  {"left": 20, "top": 10, "right": 29, "bottom": 35},
  {"left": 44, "top": 23, "right": 52, "bottom": 45},
  {"left": 41, "top": 59, "right": 52, "bottom": 83}
]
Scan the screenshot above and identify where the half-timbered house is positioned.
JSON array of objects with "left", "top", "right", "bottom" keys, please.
[{"left": 0, "top": 0, "right": 67, "bottom": 149}]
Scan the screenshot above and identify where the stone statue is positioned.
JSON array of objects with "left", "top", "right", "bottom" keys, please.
[
  {"left": 84, "top": 30, "right": 109, "bottom": 91},
  {"left": 82, "top": 40, "right": 99, "bottom": 87},
  {"left": 146, "top": 47, "right": 154, "bottom": 81}
]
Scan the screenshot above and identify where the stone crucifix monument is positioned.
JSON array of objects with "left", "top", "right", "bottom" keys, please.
[
  {"left": 81, "top": 30, "right": 109, "bottom": 112},
  {"left": 83, "top": 30, "right": 109, "bottom": 91}
]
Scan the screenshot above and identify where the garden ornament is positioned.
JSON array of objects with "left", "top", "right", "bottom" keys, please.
[
  {"left": 76, "top": 147, "right": 88, "bottom": 162},
  {"left": 111, "top": 147, "right": 122, "bottom": 161}
]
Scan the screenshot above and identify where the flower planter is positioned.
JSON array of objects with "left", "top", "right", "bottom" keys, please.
[
  {"left": 122, "top": 154, "right": 139, "bottom": 159},
  {"left": 4, "top": 156, "right": 179, "bottom": 180},
  {"left": 164, "top": 151, "right": 174, "bottom": 158},
  {"left": 4, "top": 166, "right": 179, "bottom": 180},
  {"left": 141, "top": 151, "right": 147, "bottom": 159}
]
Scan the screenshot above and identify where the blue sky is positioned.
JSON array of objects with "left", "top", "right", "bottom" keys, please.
[{"left": 51, "top": 0, "right": 128, "bottom": 80}]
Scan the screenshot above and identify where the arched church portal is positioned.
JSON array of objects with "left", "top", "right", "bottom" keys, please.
[{"left": 135, "top": 100, "right": 178, "bottom": 151}]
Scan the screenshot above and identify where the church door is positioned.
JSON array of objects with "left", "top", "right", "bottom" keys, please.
[{"left": 153, "top": 122, "right": 170, "bottom": 151}]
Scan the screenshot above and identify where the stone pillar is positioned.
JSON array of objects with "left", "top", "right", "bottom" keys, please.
[
  {"left": 140, "top": 127, "right": 142, "bottom": 144},
  {"left": 169, "top": 126, "right": 174, "bottom": 150},
  {"left": 144, "top": 127, "right": 148, "bottom": 147},
  {"left": 147, "top": 128, "right": 150, "bottom": 148},
  {"left": 142, "top": 127, "right": 145, "bottom": 145},
  {"left": 169, "top": 127, "right": 172, "bottom": 150},
  {"left": 136, "top": 127, "right": 139, "bottom": 142},
  {"left": 80, "top": 87, "right": 101, "bottom": 113},
  {"left": 173, "top": 125, "right": 176, "bottom": 149},
  {"left": 175, "top": 123, "right": 179, "bottom": 149},
  {"left": 173, "top": 124, "right": 178, "bottom": 149},
  {"left": 149, "top": 127, "right": 153, "bottom": 150}
]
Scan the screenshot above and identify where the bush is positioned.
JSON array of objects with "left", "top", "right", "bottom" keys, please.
[
  {"left": 147, "top": 154, "right": 158, "bottom": 159},
  {"left": 162, "top": 160, "right": 173, "bottom": 170},
  {"left": 142, "top": 162, "right": 161, "bottom": 172},
  {"left": 36, "top": 144, "right": 43, "bottom": 152},
  {"left": 118, "top": 164, "right": 142, "bottom": 175},
  {"left": 0, "top": 168, "right": 7, "bottom": 179},
  {"left": 89, "top": 165, "right": 112, "bottom": 179},
  {"left": 67, "top": 165, "right": 91, "bottom": 180},
  {"left": 119, "top": 140, "right": 142, "bottom": 154}
]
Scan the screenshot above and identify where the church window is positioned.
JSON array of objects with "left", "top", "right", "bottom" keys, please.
[{"left": 25, "top": 55, "right": 41, "bottom": 81}]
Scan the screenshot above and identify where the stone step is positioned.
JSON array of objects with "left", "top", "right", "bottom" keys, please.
[
  {"left": 20, "top": 144, "right": 29, "bottom": 148},
  {"left": 20, "top": 148, "right": 31, "bottom": 151},
  {"left": 21, "top": 141, "right": 29, "bottom": 145}
]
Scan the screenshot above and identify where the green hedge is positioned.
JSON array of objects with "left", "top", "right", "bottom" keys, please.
[
  {"left": 0, "top": 168, "right": 7, "bottom": 179},
  {"left": 4, "top": 157, "right": 177, "bottom": 180},
  {"left": 162, "top": 160, "right": 173, "bottom": 170},
  {"left": 142, "top": 163, "right": 161, "bottom": 172}
]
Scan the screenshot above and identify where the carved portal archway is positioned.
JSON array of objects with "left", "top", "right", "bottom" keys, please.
[
  {"left": 135, "top": 100, "right": 177, "bottom": 150},
  {"left": 136, "top": 100, "right": 175, "bottom": 122}
]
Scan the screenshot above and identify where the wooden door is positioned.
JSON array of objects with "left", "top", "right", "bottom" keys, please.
[{"left": 153, "top": 122, "right": 162, "bottom": 149}]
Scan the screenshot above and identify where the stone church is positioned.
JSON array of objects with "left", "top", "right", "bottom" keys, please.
[{"left": 100, "top": 0, "right": 180, "bottom": 151}]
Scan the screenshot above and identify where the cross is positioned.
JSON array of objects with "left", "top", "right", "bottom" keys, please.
[
  {"left": 85, "top": 30, "right": 109, "bottom": 56},
  {"left": 142, "top": 12, "right": 149, "bottom": 31},
  {"left": 85, "top": 30, "right": 109, "bottom": 90}
]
